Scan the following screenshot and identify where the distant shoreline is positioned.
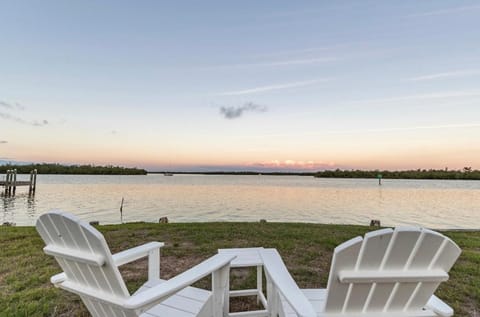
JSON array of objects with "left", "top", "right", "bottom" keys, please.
[
  {"left": 149, "top": 169, "right": 480, "bottom": 180},
  {"left": 0, "top": 163, "right": 147, "bottom": 175},
  {"left": 148, "top": 171, "right": 316, "bottom": 176},
  {"left": 2, "top": 164, "right": 479, "bottom": 179}
]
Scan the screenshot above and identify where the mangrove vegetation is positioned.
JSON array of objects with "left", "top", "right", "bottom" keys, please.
[
  {"left": 314, "top": 167, "right": 480, "bottom": 180},
  {"left": 0, "top": 163, "right": 147, "bottom": 175}
]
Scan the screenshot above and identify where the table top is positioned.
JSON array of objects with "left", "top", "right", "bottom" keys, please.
[{"left": 218, "top": 247, "right": 264, "bottom": 267}]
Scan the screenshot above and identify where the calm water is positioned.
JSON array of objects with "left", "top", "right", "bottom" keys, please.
[{"left": 1, "top": 174, "right": 479, "bottom": 229}]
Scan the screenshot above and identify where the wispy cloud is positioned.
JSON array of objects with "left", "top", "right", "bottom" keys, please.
[
  {"left": 265, "top": 8, "right": 328, "bottom": 19},
  {"left": 407, "top": 70, "right": 480, "bottom": 81},
  {"left": 352, "top": 90, "right": 480, "bottom": 105},
  {"left": 0, "top": 140, "right": 7, "bottom": 144},
  {"left": 254, "top": 45, "right": 344, "bottom": 58},
  {"left": 260, "top": 57, "right": 337, "bottom": 66},
  {"left": 408, "top": 4, "right": 480, "bottom": 17},
  {"left": 0, "top": 112, "right": 49, "bottom": 127},
  {"left": 200, "top": 57, "right": 337, "bottom": 71},
  {"left": 213, "top": 79, "right": 329, "bottom": 96},
  {"left": 0, "top": 100, "right": 25, "bottom": 111},
  {"left": 32, "top": 119, "right": 49, "bottom": 126},
  {"left": 0, "top": 99, "right": 50, "bottom": 126},
  {"left": 265, "top": 3, "right": 360, "bottom": 19},
  {"left": 242, "top": 122, "right": 480, "bottom": 139},
  {"left": 220, "top": 102, "right": 267, "bottom": 119},
  {"left": 324, "top": 123, "right": 480, "bottom": 135}
]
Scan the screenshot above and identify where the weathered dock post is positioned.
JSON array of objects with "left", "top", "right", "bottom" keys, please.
[
  {"left": 5, "top": 170, "right": 13, "bottom": 196},
  {"left": 120, "top": 197, "right": 124, "bottom": 224},
  {"left": 1, "top": 169, "right": 38, "bottom": 196},
  {"left": 34, "top": 169, "right": 37, "bottom": 193},
  {"left": 12, "top": 169, "right": 17, "bottom": 196},
  {"left": 9, "top": 170, "right": 13, "bottom": 195},
  {"left": 28, "top": 169, "right": 38, "bottom": 195},
  {"left": 28, "top": 170, "right": 33, "bottom": 195},
  {"left": 4, "top": 170, "right": 9, "bottom": 195}
]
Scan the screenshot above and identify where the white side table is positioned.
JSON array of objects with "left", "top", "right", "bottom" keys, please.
[{"left": 218, "top": 247, "right": 268, "bottom": 317}]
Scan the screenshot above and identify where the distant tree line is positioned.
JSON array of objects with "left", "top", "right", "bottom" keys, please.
[
  {"left": 0, "top": 163, "right": 147, "bottom": 175},
  {"left": 159, "top": 171, "right": 316, "bottom": 176},
  {"left": 314, "top": 167, "right": 480, "bottom": 180}
]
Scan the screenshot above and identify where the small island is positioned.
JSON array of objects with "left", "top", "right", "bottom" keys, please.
[
  {"left": 314, "top": 167, "right": 480, "bottom": 180},
  {"left": 0, "top": 163, "right": 147, "bottom": 175}
]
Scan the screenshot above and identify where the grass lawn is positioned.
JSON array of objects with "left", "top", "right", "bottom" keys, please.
[{"left": 0, "top": 222, "right": 479, "bottom": 316}]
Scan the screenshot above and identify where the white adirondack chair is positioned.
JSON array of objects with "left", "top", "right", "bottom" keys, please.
[
  {"left": 36, "top": 211, "right": 235, "bottom": 317},
  {"left": 261, "top": 227, "right": 461, "bottom": 317}
]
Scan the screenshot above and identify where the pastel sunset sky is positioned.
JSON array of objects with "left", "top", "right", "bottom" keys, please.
[{"left": 1, "top": 1, "right": 479, "bottom": 171}]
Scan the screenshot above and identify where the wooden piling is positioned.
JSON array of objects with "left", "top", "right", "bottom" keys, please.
[
  {"left": 9, "top": 170, "right": 13, "bottom": 194},
  {"left": 4, "top": 170, "right": 9, "bottom": 195},
  {"left": 6, "top": 170, "right": 12, "bottom": 195},
  {"left": 5, "top": 170, "right": 8, "bottom": 195},
  {"left": 32, "top": 169, "right": 37, "bottom": 194},
  {"left": 29, "top": 170, "right": 33, "bottom": 194},
  {"left": 120, "top": 197, "right": 124, "bottom": 224},
  {"left": 1, "top": 169, "right": 36, "bottom": 196},
  {"left": 9, "top": 170, "right": 12, "bottom": 193},
  {"left": 12, "top": 169, "right": 17, "bottom": 195}
]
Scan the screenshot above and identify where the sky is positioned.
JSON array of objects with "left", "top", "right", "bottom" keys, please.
[{"left": 1, "top": 0, "right": 480, "bottom": 172}]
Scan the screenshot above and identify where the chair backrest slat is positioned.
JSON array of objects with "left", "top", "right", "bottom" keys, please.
[
  {"left": 324, "top": 227, "right": 461, "bottom": 315},
  {"left": 343, "top": 228, "right": 393, "bottom": 312},
  {"left": 378, "top": 228, "right": 422, "bottom": 311},
  {"left": 406, "top": 232, "right": 460, "bottom": 311},
  {"left": 36, "top": 211, "right": 137, "bottom": 317},
  {"left": 324, "top": 236, "right": 363, "bottom": 311}
]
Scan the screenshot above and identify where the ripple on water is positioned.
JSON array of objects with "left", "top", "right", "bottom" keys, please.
[{"left": 1, "top": 174, "right": 479, "bottom": 229}]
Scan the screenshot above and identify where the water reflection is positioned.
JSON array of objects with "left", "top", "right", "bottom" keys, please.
[
  {"left": 1, "top": 194, "right": 15, "bottom": 224},
  {"left": 1, "top": 192, "right": 37, "bottom": 225},
  {"left": 26, "top": 194, "right": 37, "bottom": 221},
  {"left": 1, "top": 174, "right": 479, "bottom": 229}
]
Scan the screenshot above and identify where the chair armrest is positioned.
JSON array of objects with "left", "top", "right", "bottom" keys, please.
[
  {"left": 261, "top": 248, "right": 316, "bottom": 317},
  {"left": 112, "top": 241, "right": 164, "bottom": 266},
  {"left": 425, "top": 294, "right": 454, "bottom": 317},
  {"left": 51, "top": 242, "right": 164, "bottom": 287},
  {"left": 124, "top": 253, "right": 235, "bottom": 310},
  {"left": 51, "top": 272, "right": 66, "bottom": 285}
]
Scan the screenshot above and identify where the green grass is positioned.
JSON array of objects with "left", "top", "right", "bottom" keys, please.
[{"left": 0, "top": 223, "right": 479, "bottom": 316}]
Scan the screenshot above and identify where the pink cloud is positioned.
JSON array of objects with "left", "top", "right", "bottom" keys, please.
[{"left": 247, "top": 160, "right": 336, "bottom": 170}]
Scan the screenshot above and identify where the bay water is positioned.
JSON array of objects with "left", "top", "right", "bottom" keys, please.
[{"left": 1, "top": 174, "right": 479, "bottom": 229}]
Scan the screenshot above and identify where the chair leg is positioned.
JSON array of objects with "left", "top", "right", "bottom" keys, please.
[
  {"left": 148, "top": 248, "right": 160, "bottom": 281},
  {"left": 266, "top": 272, "right": 279, "bottom": 317},
  {"left": 257, "top": 265, "right": 263, "bottom": 305},
  {"left": 212, "top": 264, "right": 230, "bottom": 317}
]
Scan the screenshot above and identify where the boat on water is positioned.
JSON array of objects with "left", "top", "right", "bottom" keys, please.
[{"left": 163, "top": 172, "right": 173, "bottom": 176}]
